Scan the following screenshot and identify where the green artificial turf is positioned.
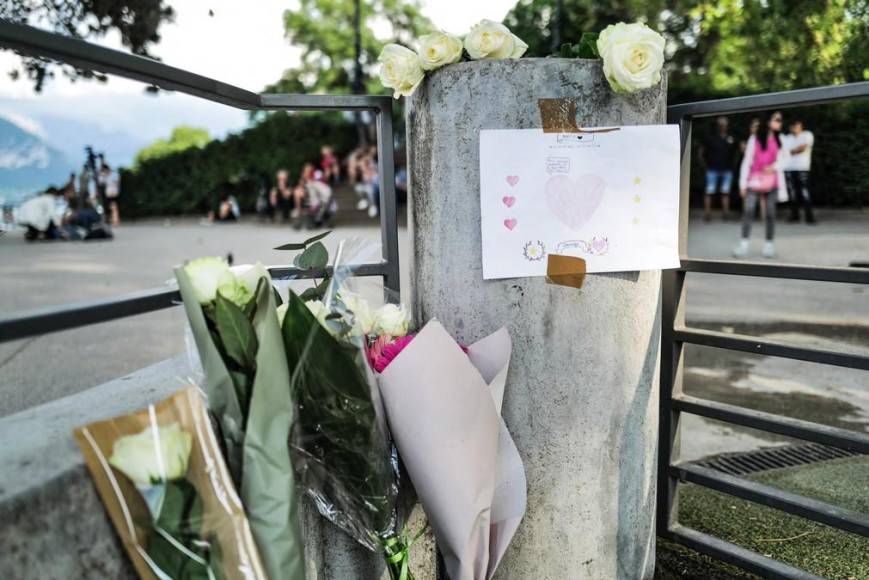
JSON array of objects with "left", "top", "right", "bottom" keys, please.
[{"left": 656, "top": 456, "right": 869, "bottom": 579}]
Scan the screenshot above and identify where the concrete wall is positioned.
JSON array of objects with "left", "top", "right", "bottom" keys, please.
[
  {"left": 408, "top": 58, "right": 664, "bottom": 579},
  {"left": 0, "top": 356, "right": 435, "bottom": 579}
]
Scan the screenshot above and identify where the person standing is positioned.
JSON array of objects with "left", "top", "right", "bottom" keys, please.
[
  {"left": 784, "top": 119, "right": 816, "bottom": 224},
  {"left": 700, "top": 116, "right": 737, "bottom": 221},
  {"left": 102, "top": 163, "right": 121, "bottom": 227},
  {"left": 734, "top": 112, "right": 788, "bottom": 259}
]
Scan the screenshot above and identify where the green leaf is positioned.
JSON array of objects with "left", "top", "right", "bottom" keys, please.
[
  {"left": 299, "top": 276, "right": 331, "bottom": 302},
  {"left": 273, "top": 230, "right": 332, "bottom": 250},
  {"left": 214, "top": 292, "right": 259, "bottom": 372},
  {"left": 296, "top": 241, "right": 329, "bottom": 270},
  {"left": 579, "top": 32, "right": 600, "bottom": 58}
]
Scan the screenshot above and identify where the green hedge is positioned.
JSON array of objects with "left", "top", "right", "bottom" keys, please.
[
  {"left": 689, "top": 99, "right": 869, "bottom": 208},
  {"left": 120, "top": 112, "right": 356, "bottom": 218}
]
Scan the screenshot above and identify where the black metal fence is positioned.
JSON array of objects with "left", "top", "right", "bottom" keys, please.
[
  {"left": 3, "top": 19, "right": 869, "bottom": 579},
  {"left": 659, "top": 82, "right": 869, "bottom": 579},
  {"left": 0, "top": 20, "right": 400, "bottom": 343}
]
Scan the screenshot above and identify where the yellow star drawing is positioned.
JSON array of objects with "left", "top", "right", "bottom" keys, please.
[
  {"left": 632, "top": 216, "right": 640, "bottom": 225},
  {"left": 633, "top": 177, "right": 642, "bottom": 186},
  {"left": 633, "top": 194, "right": 642, "bottom": 204}
]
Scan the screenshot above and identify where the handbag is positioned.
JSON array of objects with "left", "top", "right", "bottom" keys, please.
[{"left": 747, "top": 171, "right": 776, "bottom": 193}]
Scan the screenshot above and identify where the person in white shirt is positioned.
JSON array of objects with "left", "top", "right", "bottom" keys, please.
[{"left": 784, "top": 120, "right": 816, "bottom": 224}]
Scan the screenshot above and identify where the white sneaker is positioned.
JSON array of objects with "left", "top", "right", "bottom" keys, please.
[
  {"left": 356, "top": 198, "right": 369, "bottom": 210},
  {"left": 290, "top": 208, "right": 301, "bottom": 219},
  {"left": 368, "top": 205, "right": 378, "bottom": 218},
  {"left": 762, "top": 241, "right": 776, "bottom": 259},
  {"left": 732, "top": 239, "right": 749, "bottom": 258}
]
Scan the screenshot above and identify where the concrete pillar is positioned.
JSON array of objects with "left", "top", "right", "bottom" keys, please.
[{"left": 408, "top": 59, "right": 664, "bottom": 579}]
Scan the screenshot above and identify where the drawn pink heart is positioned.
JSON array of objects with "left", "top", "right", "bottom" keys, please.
[
  {"left": 504, "top": 218, "right": 517, "bottom": 231},
  {"left": 502, "top": 195, "right": 516, "bottom": 208},
  {"left": 544, "top": 174, "right": 606, "bottom": 231},
  {"left": 506, "top": 175, "right": 520, "bottom": 187}
]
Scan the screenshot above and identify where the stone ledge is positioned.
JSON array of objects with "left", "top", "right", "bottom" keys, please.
[{"left": 0, "top": 356, "right": 435, "bottom": 579}]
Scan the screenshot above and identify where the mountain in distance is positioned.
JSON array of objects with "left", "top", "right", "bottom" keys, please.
[
  {"left": 0, "top": 116, "right": 72, "bottom": 205},
  {"left": 34, "top": 113, "right": 146, "bottom": 169}
]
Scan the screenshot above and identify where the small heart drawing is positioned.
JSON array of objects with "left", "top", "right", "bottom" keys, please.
[
  {"left": 502, "top": 195, "right": 516, "bottom": 208},
  {"left": 504, "top": 218, "right": 518, "bottom": 231},
  {"left": 544, "top": 174, "right": 606, "bottom": 231},
  {"left": 506, "top": 175, "right": 520, "bottom": 187}
]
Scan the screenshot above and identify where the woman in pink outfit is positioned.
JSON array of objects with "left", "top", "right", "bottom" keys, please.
[{"left": 734, "top": 111, "right": 789, "bottom": 259}]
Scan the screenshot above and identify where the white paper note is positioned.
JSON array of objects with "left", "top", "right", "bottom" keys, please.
[{"left": 479, "top": 126, "right": 681, "bottom": 279}]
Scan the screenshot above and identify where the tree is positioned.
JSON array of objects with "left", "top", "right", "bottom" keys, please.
[
  {"left": 1, "top": 0, "right": 174, "bottom": 92},
  {"left": 135, "top": 126, "right": 211, "bottom": 166},
  {"left": 266, "top": 0, "right": 432, "bottom": 95},
  {"left": 503, "top": 0, "right": 869, "bottom": 103}
]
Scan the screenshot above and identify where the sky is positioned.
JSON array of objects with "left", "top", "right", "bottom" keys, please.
[{"left": 0, "top": 0, "right": 516, "bottom": 159}]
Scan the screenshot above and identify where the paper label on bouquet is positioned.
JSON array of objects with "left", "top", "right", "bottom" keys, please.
[{"left": 479, "top": 126, "right": 681, "bottom": 279}]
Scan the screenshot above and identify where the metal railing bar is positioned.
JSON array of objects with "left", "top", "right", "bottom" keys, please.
[
  {"left": 667, "top": 81, "right": 869, "bottom": 120},
  {"left": 0, "top": 20, "right": 261, "bottom": 109},
  {"left": 673, "top": 394, "right": 869, "bottom": 454},
  {"left": 259, "top": 93, "right": 391, "bottom": 112},
  {"left": 375, "top": 103, "right": 401, "bottom": 302},
  {"left": 665, "top": 525, "right": 823, "bottom": 580},
  {"left": 673, "top": 463, "right": 869, "bottom": 537},
  {"left": 0, "top": 264, "right": 390, "bottom": 343},
  {"left": 674, "top": 327, "right": 869, "bottom": 370},
  {"left": 0, "top": 286, "right": 180, "bottom": 342},
  {"left": 679, "top": 259, "right": 869, "bottom": 284}
]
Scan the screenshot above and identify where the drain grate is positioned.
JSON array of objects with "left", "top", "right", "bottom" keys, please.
[{"left": 690, "top": 442, "right": 861, "bottom": 476}]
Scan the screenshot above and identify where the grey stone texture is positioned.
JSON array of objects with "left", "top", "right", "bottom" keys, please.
[
  {"left": 0, "top": 356, "right": 435, "bottom": 579},
  {"left": 408, "top": 59, "right": 665, "bottom": 579}
]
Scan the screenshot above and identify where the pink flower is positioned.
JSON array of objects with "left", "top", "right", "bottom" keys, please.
[
  {"left": 367, "top": 334, "right": 415, "bottom": 373},
  {"left": 366, "top": 333, "right": 469, "bottom": 373}
]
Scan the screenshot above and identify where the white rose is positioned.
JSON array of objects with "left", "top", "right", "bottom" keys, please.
[
  {"left": 464, "top": 20, "right": 524, "bottom": 60},
  {"left": 232, "top": 262, "right": 272, "bottom": 295},
  {"left": 373, "top": 303, "right": 410, "bottom": 337},
  {"left": 184, "top": 257, "right": 235, "bottom": 304},
  {"left": 341, "top": 293, "right": 375, "bottom": 337},
  {"left": 417, "top": 31, "right": 463, "bottom": 71},
  {"left": 378, "top": 44, "right": 425, "bottom": 99},
  {"left": 596, "top": 22, "right": 665, "bottom": 93},
  {"left": 510, "top": 34, "right": 528, "bottom": 58},
  {"left": 109, "top": 422, "right": 193, "bottom": 485}
]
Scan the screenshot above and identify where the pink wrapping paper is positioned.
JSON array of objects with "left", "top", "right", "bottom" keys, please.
[{"left": 377, "top": 320, "right": 527, "bottom": 580}]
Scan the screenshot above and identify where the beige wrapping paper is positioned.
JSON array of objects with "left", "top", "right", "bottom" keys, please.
[{"left": 377, "top": 321, "right": 527, "bottom": 580}]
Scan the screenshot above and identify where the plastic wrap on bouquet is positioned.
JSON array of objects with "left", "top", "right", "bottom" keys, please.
[
  {"left": 74, "top": 386, "right": 266, "bottom": 580},
  {"left": 377, "top": 321, "right": 527, "bottom": 580},
  {"left": 176, "top": 262, "right": 305, "bottom": 580},
  {"left": 280, "top": 290, "right": 399, "bottom": 549}
]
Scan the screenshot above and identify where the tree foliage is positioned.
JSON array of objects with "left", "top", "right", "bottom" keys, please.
[
  {"left": 503, "top": 0, "right": 869, "bottom": 102},
  {"left": 266, "top": 0, "right": 432, "bottom": 95},
  {"left": 135, "top": 126, "right": 211, "bottom": 166},
  {"left": 1, "top": 0, "right": 174, "bottom": 92}
]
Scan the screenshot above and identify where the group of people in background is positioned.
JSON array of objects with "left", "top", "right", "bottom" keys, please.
[
  {"left": 700, "top": 113, "right": 815, "bottom": 259},
  {"left": 16, "top": 147, "right": 119, "bottom": 241},
  {"left": 252, "top": 144, "right": 387, "bottom": 229}
]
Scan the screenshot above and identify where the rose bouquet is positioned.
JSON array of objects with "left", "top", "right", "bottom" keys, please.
[
  {"left": 272, "top": 236, "right": 425, "bottom": 580},
  {"left": 278, "top": 237, "right": 527, "bottom": 580},
  {"left": 175, "top": 258, "right": 304, "bottom": 579},
  {"left": 75, "top": 386, "right": 266, "bottom": 580}
]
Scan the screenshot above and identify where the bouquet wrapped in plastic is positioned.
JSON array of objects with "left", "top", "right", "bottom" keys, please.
[
  {"left": 175, "top": 259, "right": 305, "bottom": 579},
  {"left": 274, "top": 236, "right": 424, "bottom": 580},
  {"left": 276, "top": 235, "right": 526, "bottom": 580},
  {"left": 75, "top": 386, "right": 266, "bottom": 580}
]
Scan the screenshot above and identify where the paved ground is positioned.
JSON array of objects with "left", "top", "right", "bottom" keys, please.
[{"left": 1, "top": 208, "right": 867, "bottom": 460}]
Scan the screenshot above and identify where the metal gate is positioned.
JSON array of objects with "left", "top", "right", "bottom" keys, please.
[
  {"left": 0, "top": 20, "right": 401, "bottom": 343},
  {"left": 659, "top": 82, "right": 869, "bottom": 579}
]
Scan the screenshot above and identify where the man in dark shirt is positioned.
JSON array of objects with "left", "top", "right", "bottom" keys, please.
[{"left": 700, "top": 116, "right": 737, "bottom": 221}]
